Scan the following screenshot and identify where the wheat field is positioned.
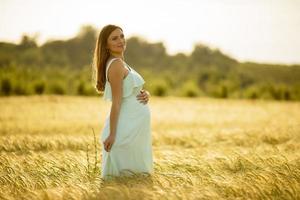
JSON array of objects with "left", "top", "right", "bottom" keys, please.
[{"left": 0, "top": 95, "right": 299, "bottom": 200}]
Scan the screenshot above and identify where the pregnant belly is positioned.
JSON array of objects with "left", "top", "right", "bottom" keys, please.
[
  {"left": 101, "top": 92, "right": 151, "bottom": 144},
  {"left": 119, "top": 96, "right": 150, "bottom": 120}
]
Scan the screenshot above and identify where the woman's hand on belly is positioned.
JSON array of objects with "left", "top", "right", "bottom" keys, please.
[{"left": 136, "top": 89, "right": 150, "bottom": 104}]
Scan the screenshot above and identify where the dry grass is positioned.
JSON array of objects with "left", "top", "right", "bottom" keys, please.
[{"left": 0, "top": 95, "right": 299, "bottom": 199}]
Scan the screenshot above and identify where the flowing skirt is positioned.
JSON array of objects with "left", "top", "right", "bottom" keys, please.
[{"left": 100, "top": 95, "right": 153, "bottom": 179}]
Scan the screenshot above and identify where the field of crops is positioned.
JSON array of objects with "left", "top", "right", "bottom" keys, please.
[{"left": 0, "top": 95, "right": 299, "bottom": 199}]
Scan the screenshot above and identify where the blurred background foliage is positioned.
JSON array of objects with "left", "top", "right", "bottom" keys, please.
[{"left": 0, "top": 25, "right": 299, "bottom": 100}]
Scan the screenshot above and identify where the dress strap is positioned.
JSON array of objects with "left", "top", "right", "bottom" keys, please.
[
  {"left": 105, "top": 58, "right": 121, "bottom": 81},
  {"left": 124, "top": 62, "right": 132, "bottom": 72}
]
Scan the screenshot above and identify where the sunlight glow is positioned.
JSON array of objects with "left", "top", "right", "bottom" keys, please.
[{"left": 1, "top": 0, "right": 299, "bottom": 64}]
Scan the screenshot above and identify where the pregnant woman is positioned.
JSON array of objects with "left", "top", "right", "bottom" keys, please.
[{"left": 93, "top": 24, "right": 153, "bottom": 180}]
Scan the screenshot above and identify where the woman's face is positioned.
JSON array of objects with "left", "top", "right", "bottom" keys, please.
[{"left": 106, "top": 28, "right": 126, "bottom": 55}]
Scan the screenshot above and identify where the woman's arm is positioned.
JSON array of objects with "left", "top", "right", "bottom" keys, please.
[{"left": 103, "top": 59, "right": 125, "bottom": 152}]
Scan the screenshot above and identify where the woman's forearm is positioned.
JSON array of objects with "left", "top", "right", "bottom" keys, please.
[{"left": 109, "top": 102, "right": 121, "bottom": 136}]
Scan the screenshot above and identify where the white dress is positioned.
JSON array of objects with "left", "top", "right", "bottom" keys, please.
[{"left": 100, "top": 58, "right": 153, "bottom": 179}]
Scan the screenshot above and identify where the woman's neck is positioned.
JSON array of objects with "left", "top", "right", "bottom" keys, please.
[{"left": 110, "top": 53, "right": 124, "bottom": 60}]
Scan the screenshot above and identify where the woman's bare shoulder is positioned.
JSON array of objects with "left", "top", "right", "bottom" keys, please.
[{"left": 107, "top": 59, "right": 125, "bottom": 82}]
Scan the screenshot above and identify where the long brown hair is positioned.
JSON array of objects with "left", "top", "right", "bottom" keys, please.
[{"left": 92, "top": 24, "right": 122, "bottom": 92}]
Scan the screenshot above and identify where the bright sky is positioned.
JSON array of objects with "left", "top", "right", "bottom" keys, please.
[{"left": 1, "top": 0, "right": 300, "bottom": 64}]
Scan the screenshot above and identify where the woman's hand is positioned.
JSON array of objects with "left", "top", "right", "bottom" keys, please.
[
  {"left": 136, "top": 89, "right": 150, "bottom": 104},
  {"left": 103, "top": 134, "right": 115, "bottom": 152}
]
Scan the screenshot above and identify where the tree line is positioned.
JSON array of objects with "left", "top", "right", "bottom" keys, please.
[{"left": 0, "top": 25, "right": 299, "bottom": 100}]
